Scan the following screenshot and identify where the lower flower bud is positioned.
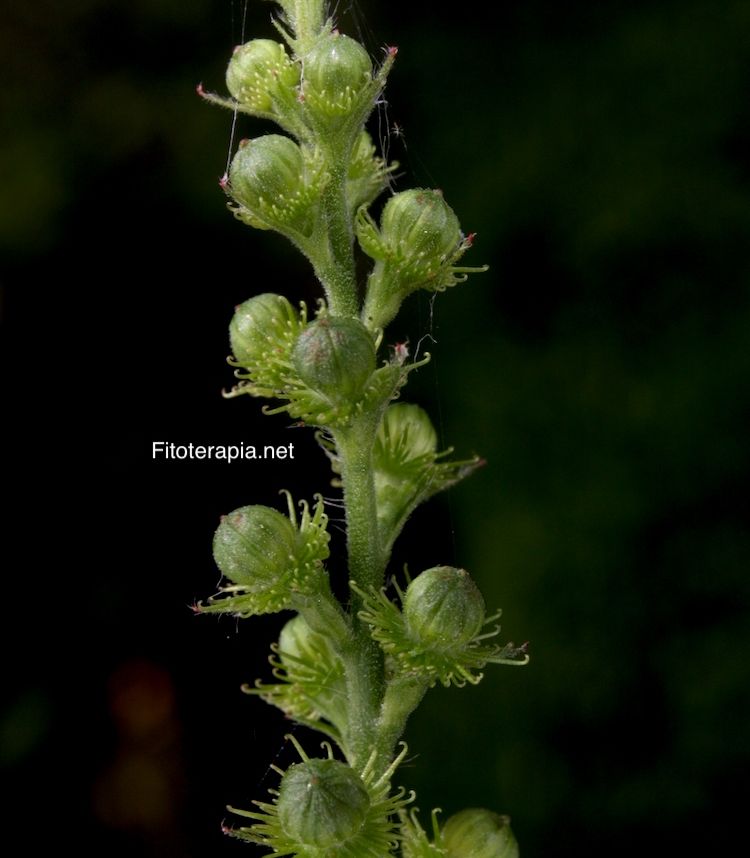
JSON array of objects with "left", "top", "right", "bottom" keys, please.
[
  {"left": 277, "top": 758, "right": 370, "bottom": 848},
  {"left": 442, "top": 808, "right": 519, "bottom": 858}
]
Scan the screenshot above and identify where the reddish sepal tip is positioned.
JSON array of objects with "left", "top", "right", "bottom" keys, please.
[
  {"left": 387, "top": 45, "right": 399, "bottom": 57},
  {"left": 465, "top": 232, "right": 476, "bottom": 246},
  {"left": 219, "top": 174, "right": 229, "bottom": 189}
]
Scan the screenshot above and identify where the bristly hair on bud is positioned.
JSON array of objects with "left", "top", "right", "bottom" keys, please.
[{"left": 400, "top": 807, "right": 445, "bottom": 858}]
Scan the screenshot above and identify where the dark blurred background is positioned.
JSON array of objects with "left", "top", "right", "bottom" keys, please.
[{"left": 2, "top": 0, "right": 748, "bottom": 855}]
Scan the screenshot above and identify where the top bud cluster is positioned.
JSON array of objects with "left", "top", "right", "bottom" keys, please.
[{"left": 200, "top": 0, "right": 486, "bottom": 327}]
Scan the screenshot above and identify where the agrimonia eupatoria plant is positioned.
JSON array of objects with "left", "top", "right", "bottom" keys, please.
[{"left": 197, "top": 1, "right": 528, "bottom": 854}]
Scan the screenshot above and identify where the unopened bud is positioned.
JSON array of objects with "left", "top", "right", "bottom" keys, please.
[
  {"left": 226, "top": 39, "right": 299, "bottom": 111},
  {"left": 228, "top": 134, "right": 314, "bottom": 234},
  {"left": 403, "top": 566, "right": 485, "bottom": 651},
  {"left": 292, "top": 317, "right": 376, "bottom": 402},
  {"left": 230, "top": 293, "right": 299, "bottom": 367},
  {"left": 380, "top": 189, "right": 462, "bottom": 285},
  {"left": 303, "top": 32, "right": 372, "bottom": 117},
  {"left": 213, "top": 506, "right": 297, "bottom": 589},
  {"left": 442, "top": 808, "right": 519, "bottom": 858}
]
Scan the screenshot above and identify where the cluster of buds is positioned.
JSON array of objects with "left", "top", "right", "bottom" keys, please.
[
  {"left": 201, "top": 0, "right": 483, "bottom": 323},
  {"left": 226, "top": 295, "right": 429, "bottom": 428}
]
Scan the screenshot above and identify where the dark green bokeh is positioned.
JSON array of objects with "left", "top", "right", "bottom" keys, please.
[{"left": 2, "top": 0, "right": 748, "bottom": 855}]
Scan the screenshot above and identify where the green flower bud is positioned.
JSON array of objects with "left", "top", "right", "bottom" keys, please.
[
  {"left": 359, "top": 189, "right": 487, "bottom": 331},
  {"left": 226, "top": 39, "right": 299, "bottom": 112},
  {"left": 277, "top": 758, "right": 370, "bottom": 847},
  {"left": 200, "top": 495, "right": 331, "bottom": 617},
  {"left": 292, "top": 316, "right": 376, "bottom": 402},
  {"left": 213, "top": 505, "right": 296, "bottom": 589},
  {"left": 228, "top": 135, "right": 316, "bottom": 235},
  {"left": 303, "top": 32, "right": 372, "bottom": 117},
  {"left": 403, "top": 566, "right": 486, "bottom": 651},
  {"left": 230, "top": 293, "right": 299, "bottom": 366},
  {"left": 442, "top": 809, "right": 519, "bottom": 858},
  {"left": 380, "top": 189, "right": 462, "bottom": 284}
]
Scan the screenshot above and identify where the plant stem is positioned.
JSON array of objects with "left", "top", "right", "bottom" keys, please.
[
  {"left": 315, "top": 140, "right": 359, "bottom": 317},
  {"left": 333, "top": 414, "right": 388, "bottom": 769},
  {"left": 334, "top": 415, "right": 384, "bottom": 592}
]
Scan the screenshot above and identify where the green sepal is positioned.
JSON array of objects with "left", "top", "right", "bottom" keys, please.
[
  {"left": 224, "top": 736, "right": 414, "bottom": 855},
  {"left": 352, "top": 574, "right": 529, "bottom": 688},
  {"left": 373, "top": 402, "right": 484, "bottom": 552},
  {"left": 245, "top": 613, "right": 348, "bottom": 744},
  {"left": 196, "top": 493, "right": 331, "bottom": 617}
]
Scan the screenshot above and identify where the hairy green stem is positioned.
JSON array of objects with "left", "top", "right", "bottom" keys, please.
[
  {"left": 315, "top": 162, "right": 359, "bottom": 315},
  {"left": 334, "top": 416, "right": 384, "bottom": 591},
  {"left": 332, "top": 415, "right": 389, "bottom": 769}
]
